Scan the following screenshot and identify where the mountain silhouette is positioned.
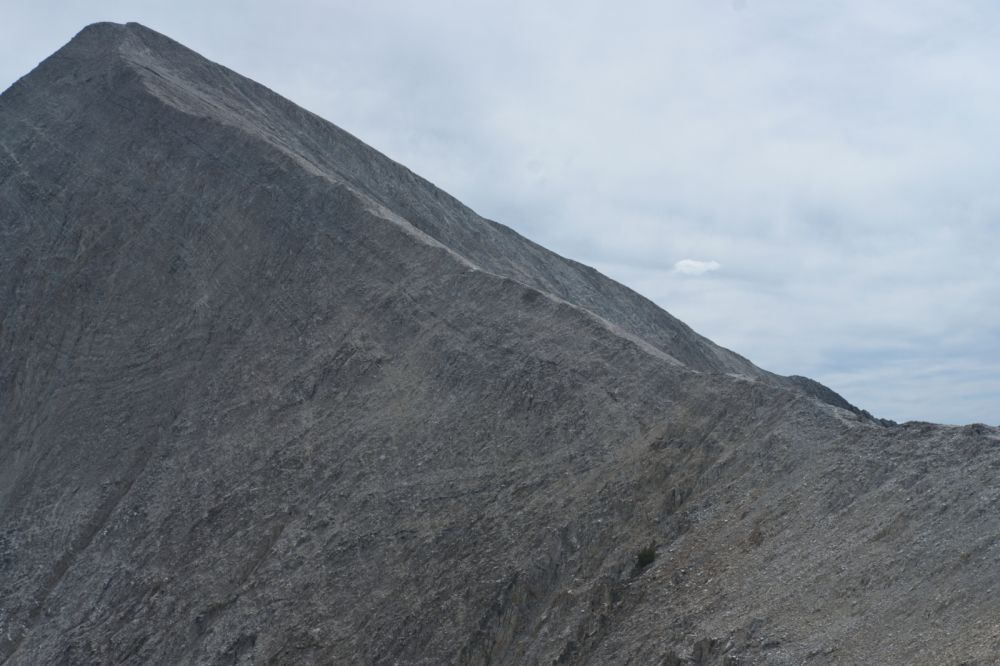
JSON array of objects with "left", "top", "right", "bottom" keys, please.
[{"left": 0, "top": 22, "right": 996, "bottom": 665}]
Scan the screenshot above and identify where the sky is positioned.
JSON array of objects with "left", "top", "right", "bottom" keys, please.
[{"left": 3, "top": 1, "right": 998, "bottom": 425}]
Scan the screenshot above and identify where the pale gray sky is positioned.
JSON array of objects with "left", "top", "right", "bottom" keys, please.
[{"left": 3, "top": 1, "right": 998, "bottom": 424}]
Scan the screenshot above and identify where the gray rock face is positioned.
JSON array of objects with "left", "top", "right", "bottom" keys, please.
[{"left": 0, "top": 22, "right": 997, "bottom": 665}]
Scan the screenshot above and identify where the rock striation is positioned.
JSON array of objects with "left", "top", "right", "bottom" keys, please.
[{"left": 1, "top": 22, "right": 997, "bottom": 665}]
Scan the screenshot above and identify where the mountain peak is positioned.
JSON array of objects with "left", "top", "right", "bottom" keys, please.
[
  {"left": 63, "top": 21, "right": 179, "bottom": 56},
  {"left": 7, "top": 24, "right": 989, "bottom": 665},
  {"left": 5, "top": 20, "right": 875, "bottom": 419},
  {"left": 4, "top": 22, "right": 164, "bottom": 104},
  {"left": 11, "top": 20, "right": 832, "bottom": 397}
]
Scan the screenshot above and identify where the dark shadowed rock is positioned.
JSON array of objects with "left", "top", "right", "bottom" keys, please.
[{"left": 1, "top": 22, "right": 998, "bottom": 665}]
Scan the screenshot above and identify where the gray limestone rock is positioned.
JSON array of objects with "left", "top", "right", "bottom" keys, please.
[{"left": 1, "top": 22, "right": 997, "bottom": 665}]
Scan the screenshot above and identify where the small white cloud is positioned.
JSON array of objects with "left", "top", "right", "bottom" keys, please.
[{"left": 673, "top": 259, "right": 721, "bottom": 276}]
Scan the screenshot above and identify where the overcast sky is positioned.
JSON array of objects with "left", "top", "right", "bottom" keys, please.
[{"left": 3, "top": 1, "right": 998, "bottom": 425}]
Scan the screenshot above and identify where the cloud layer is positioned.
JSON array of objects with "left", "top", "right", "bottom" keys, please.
[
  {"left": 674, "top": 260, "right": 721, "bottom": 277},
  {"left": 3, "top": 1, "right": 997, "bottom": 424}
]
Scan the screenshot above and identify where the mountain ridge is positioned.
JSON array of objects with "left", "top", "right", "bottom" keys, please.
[
  {"left": 16, "top": 21, "right": 864, "bottom": 416},
  {"left": 1, "top": 22, "right": 997, "bottom": 665}
]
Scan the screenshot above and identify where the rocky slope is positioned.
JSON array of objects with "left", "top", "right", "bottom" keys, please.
[{"left": 1, "top": 22, "right": 997, "bottom": 665}]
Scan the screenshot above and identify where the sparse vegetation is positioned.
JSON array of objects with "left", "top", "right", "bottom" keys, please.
[{"left": 634, "top": 542, "right": 657, "bottom": 573}]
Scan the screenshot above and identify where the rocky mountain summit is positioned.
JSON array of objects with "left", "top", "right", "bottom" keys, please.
[{"left": 1, "top": 22, "right": 998, "bottom": 665}]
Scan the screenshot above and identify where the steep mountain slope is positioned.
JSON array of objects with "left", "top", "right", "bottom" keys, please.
[
  {"left": 1, "top": 22, "right": 997, "bottom": 665},
  {"left": 15, "top": 21, "right": 858, "bottom": 405}
]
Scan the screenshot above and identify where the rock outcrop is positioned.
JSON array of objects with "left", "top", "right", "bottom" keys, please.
[{"left": 1, "top": 22, "right": 997, "bottom": 665}]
